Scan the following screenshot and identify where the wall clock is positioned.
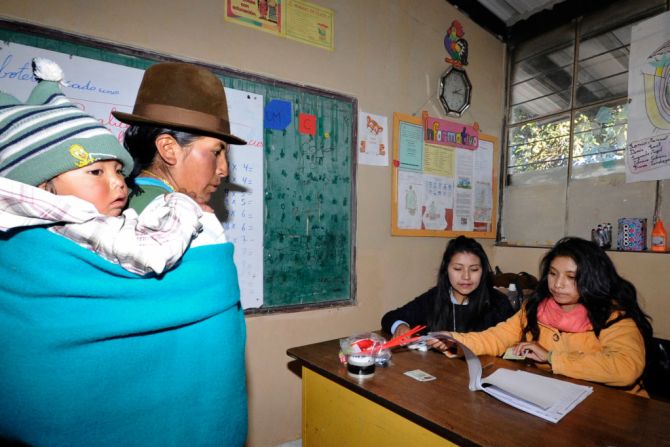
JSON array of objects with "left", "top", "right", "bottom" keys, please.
[{"left": 439, "top": 66, "right": 472, "bottom": 116}]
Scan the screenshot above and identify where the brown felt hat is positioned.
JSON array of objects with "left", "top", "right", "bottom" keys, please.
[{"left": 113, "top": 62, "right": 246, "bottom": 145}]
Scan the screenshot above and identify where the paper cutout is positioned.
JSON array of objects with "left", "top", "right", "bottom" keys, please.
[
  {"left": 425, "top": 116, "right": 478, "bottom": 150},
  {"left": 358, "top": 111, "right": 389, "bottom": 166},
  {"left": 444, "top": 20, "right": 469, "bottom": 68},
  {"left": 264, "top": 99, "right": 292, "bottom": 130},
  {"left": 299, "top": 112, "right": 316, "bottom": 135}
]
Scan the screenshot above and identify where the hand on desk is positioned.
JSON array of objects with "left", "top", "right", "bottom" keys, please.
[{"left": 512, "top": 341, "right": 549, "bottom": 363}]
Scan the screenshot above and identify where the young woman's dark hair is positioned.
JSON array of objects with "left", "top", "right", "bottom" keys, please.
[
  {"left": 123, "top": 125, "right": 202, "bottom": 177},
  {"left": 522, "top": 237, "right": 653, "bottom": 342},
  {"left": 429, "top": 235, "right": 496, "bottom": 331}
]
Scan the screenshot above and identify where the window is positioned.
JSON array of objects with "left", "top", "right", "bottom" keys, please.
[{"left": 501, "top": 0, "right": 669, "bottom": 247}]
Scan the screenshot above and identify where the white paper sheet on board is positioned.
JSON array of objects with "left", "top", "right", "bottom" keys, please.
[{"left": 223, "top": 88, "right": 265, "bottom": 309}]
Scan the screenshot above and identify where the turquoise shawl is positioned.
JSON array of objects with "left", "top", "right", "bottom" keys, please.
[{"left": 0, "top": 228, "right": 247, "bottom": 446}]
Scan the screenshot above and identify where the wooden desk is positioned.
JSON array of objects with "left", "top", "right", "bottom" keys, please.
[{"left": 287, "top": 338, "right": 670, "bottom": 447}]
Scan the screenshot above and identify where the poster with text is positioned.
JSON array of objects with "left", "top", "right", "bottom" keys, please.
[
  {"left": 392, "top": 113, "right": 496, "bottom": 237},
  {"left": 626, "top": 10, "right": 670, "bottom": 182},
  {"left": 398, "top": 121, "right": 424, "bottom": 171},
  {"left": 473, "top": 138, "right": 494, "bottom": 230},
  {"left": 225, "top": 0, "right": 283, "bottom": 36},
  {"left": 285, "top": 0, "right": 334, "bottom": 50},
  {"left": 0, "top": 42, "right": 143, "bottom": 142},
  {"left": 453, "top": 148, "right": 475, "bottom": 231}
]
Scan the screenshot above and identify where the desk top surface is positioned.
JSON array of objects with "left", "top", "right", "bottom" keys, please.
[{"left": 287, "top": 338, "right": 670, "bottom": 447}]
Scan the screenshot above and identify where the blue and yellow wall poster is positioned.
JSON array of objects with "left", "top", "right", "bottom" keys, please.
[
  {"left": 398, "top": 121, "right": 424, "bottom": 170},
  {"left": 626, "top": 10, "right": 670, "bottom": 182},
  {"left": 225, "top": 0, "right": 283, "bottom": 36}
]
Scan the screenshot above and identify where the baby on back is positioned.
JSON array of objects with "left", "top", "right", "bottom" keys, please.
[{"left": 0, "top": 58, "right": 210, "bottom": 275}]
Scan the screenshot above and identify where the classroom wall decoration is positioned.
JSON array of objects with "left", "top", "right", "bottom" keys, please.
[
  {"left": 440, "top": 20, "right": 472, "bottom": 117},
  {"left": 357, "top": 111, "right": 389, "bottom": 166},
  {"left": 225, "top": 0, "right": 283, "bottom": 35},
  {"left": 224, "top": 0, "right": 335, "bottom": 51},
  {"left": 444, "top": 20, "right": 469, "bottom": 68},
  {"left": 0, "top": 21, "right": 355, "bottom": 311},
  {"left": 284, "top": 0, "right": 334, "bottom": 50},
  {"left": 391, "top": 112, "right": 497, "bottom": 238},
  {"left": 626, "top": 10, "right": 670, "bottom": 183}
]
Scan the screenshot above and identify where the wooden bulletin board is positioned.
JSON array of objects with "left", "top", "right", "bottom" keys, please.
[
  {"left": 391, "top": 112, "right": 498, "bottom": 238},
  {"left": 0, "top": 20, "right": 356, "bottom": 312}
]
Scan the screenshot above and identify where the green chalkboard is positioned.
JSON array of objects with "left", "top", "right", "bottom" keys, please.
[
  {"left": 221, "top": 79, "right": 354, "bottom": 309},
  {"left": 0, "top": 20, "right": 356, "bottom": 311}
]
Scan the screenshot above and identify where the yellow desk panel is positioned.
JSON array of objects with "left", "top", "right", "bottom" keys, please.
[{"left": 302, "top": 367, "right": 456, "bottom": 446}]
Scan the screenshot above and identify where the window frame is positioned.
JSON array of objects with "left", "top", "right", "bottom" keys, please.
[{"left": 499, "top": 4, "right": 669, "bottom": 248}]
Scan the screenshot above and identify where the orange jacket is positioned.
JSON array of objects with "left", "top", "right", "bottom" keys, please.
[{"left": 451, "top": 305, "right": 647, "bottom": 395}]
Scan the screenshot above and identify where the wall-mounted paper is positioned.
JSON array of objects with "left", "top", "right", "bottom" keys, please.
[{"left": 357, "top": 111, "right": 388, "bottom": 166}]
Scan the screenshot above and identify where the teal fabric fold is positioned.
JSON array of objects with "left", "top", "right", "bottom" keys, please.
[{"left": 0, "top": 228, "right": 247, "bottom": 446}]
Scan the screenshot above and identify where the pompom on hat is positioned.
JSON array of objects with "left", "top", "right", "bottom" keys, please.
[
  {"left": 0, "top": 58, "right": 134, "bottom": 186},
  {"left": 112, "top": 62, "right": 246, "bottom": 145}
]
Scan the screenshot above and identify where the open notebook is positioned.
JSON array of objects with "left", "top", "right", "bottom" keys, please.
[{"left": 428, "top": 333, "right": 593, "bottom": 423}]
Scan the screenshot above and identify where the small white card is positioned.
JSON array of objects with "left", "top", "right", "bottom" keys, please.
[
  {"left": 502, "top": 347, "right": 527, "bottom": 361},
  {"left": 404, "top": 369, "right": 436, "bottom": 382}
]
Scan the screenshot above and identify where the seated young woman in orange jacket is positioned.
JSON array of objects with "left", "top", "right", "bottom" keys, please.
[{"left": 431, "top": 237, "right": 653, "bottom": 396}]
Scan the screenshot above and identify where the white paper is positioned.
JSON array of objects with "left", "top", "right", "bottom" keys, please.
[
  {"left": 0, "top": 42, "right": 144, "bottom": 143},
  {"left": 397, "top": 169, "right": 424, "bottom": 229},
  {"left": 473, "top": 139, "right": 493, "bottom": 224},
  {"left": 357, "top": 111, "right": 389, "bottom": 166},
  {"left": 223, "top": 88, "right": 264, "bottom": 309},
  {"left": 421, "top": 174, "right": 453, "bottom": 230},
  {"left": 454, "top": 149, "right": 475, "bottom": 231},
  {"left": 427, "top": 333, "right": 593, "bottom": 423},
  {"left": 625, "top": 10, "right": 670, "bottom": 182}
]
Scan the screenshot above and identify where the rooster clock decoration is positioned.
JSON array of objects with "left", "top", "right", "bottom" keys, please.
[{"left": 440, "top": 20, "right": 472, "bottom": 117}]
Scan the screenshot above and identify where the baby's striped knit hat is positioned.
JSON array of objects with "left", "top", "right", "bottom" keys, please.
[{"left": 0, "top": 58, "right": 133, "bottom": 186}]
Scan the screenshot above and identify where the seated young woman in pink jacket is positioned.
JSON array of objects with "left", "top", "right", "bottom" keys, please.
[{"left": 431, "top": 237, "right": 653, "bottom": 396}]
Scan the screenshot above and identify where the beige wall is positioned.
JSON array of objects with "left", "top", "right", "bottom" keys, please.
[{"left": 3, "top": 1, "right": 667, "bottom": 447}]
